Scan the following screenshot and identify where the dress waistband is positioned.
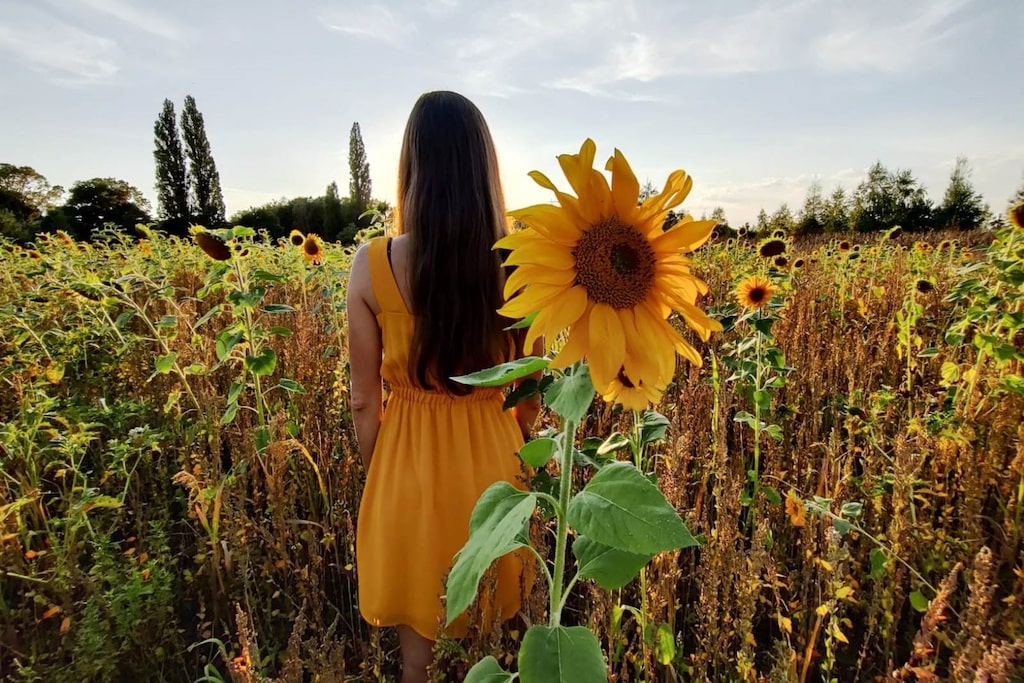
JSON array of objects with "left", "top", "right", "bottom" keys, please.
[{"left": 387, "top": 385, "right": 504, "bottom": 406}]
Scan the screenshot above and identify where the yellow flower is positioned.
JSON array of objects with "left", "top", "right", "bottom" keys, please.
[
  {"left": 735, "top": 275, "right": 778, "bottom": 309},
  {"left": 289, "top": 229, "right": 305, "bottom": 246},
  {"left": 601, "top": 369, "right": 665, "bottom": 411},
  {"left": 302, "top": 233, "right": 323, "bottom": 265},
  {"left": 497, "top": 139, "right": 721, "bottom": 402}
]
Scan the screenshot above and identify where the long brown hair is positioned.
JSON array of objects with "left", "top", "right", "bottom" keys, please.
[{"left": 398, "top": 91, "right": 513, "bottom": 394}]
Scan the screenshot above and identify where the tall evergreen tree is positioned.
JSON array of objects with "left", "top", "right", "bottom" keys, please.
[
  {"left": 851, "top": 162, "right": 932, "bottom": 232},
  {"left": 181, "top": 95, "right": 226, "bottom": 227},
  {"left": 348, "top": 122, "right": 372, "bottom": 214},
  {"left": 935, "top": 157, "right": 988, "bottom": 230},
  {"left": 755, "top": 208, "right": 769, "bottom": 233},
  {"left": 796, "top": 179, "right": 825, "bottom": 235},
  {"left": 822, "top": 186, "right": 850, "bottom": 233},
  {"left": 769, "top": 203, "right": 795, "bottom": 233},
  {"left": 153, "top": 99, "right": 189, "bottom": 235},
  {"left": 323, "top": 181, "right": 345, "bottom": 241}
]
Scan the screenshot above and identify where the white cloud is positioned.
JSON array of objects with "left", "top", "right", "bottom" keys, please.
[
  {"left": 74, "top": 0, "right": 187, "bottom": 42},
  {"left": 319, "top": 3, "right": 416, "bottom": 46},
  {"left": 0, "top": 16, "right": 120, "bottom": 85}
]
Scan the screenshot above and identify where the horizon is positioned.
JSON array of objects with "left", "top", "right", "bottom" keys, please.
[{"left": 1, "top": 0, "right": 1022, "bottom": 227}]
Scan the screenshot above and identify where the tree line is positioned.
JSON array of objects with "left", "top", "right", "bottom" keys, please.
[
  {"left": 709, "top": 158, "right": 1014, "bottom": 237},
  {"left": 0, "top": 97, "right": 378, "bottom": 244}
]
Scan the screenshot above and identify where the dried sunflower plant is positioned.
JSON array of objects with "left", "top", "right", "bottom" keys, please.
[{"left": 445, "top": 140, "right": 722, "bottom": 681}]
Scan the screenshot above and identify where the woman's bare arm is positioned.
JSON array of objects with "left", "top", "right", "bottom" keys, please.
[{"left": 346, "top": 245, "right": 383, "bottom": 469}]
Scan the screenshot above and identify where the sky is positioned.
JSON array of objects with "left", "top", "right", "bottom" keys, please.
[{"left": 1, "top": 0, "right": 1022, "bottom": 226}]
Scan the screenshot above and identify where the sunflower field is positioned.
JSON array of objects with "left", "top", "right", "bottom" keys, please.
[{"left": 1, "top": 209, "right": 1023, "bottom": 681}]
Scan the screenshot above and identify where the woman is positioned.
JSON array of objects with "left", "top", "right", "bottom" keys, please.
[{"left": 346, "top": 91, "right": 541, "bottom": 683}]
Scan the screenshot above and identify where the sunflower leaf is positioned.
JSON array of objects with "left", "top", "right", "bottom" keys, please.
[
  {"left": 452, "top": 356, "right": 549, "bottom": 387},
  {"left": 572, "top": 535, "right": 651, "bottom": 590},
  {"left": 245, "top": 348, "right": 277, "bottom": 376},
  {"left": 464, "top": 657, "right": 514, "bottom": 683},
  {"left": 518, "top": 625, "right": 606, "bottom": 683},
  {"left": 519, "top": 437, "right": 558, "bottom": 468},
  {"left": 504, "top": 310, "right": 539, "bottom": 331},
  {"left": 544, "top": 364, "right": 594, "bottom": 423},
  {"left": 446, "top": 483, "right": 536, "bottom": 624},
  {"left": 567, "top": 461, "right": 698, "bottom": 555}
]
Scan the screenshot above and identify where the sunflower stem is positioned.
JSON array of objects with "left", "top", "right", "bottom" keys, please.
[{"left": 549, "top": 417, "right": 578, "bottom": 627}]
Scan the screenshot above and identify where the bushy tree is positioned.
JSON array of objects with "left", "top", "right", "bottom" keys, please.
[
  {"left": 0, "top": 164, "right": 63, "bottom": 242},
  {"left": 323, "top": 181, "right": 345, "bottom": 241},
  {"left": 934, "top": 157, "right": 988, "bottom": 230},
  {"left": 153, "top": 99, "right": 190, "bottom": 235},
  {"left": 851, "top": 162, "right": 932, "bottom": 232},
  {"left": 348, "top": 123, "right": 372, "bottom": 214},
  {"left": 60, "top": 178, "right": 151, "bottom": 240},
  {"left": 769, "top": 203, "right": 795, "bottom": 233},
  {"left": 182, "top": 95, "right": 225, "bottom": 227},
  {"left": 710, "top": 206, "right": 729, "bottom": 232},
  {"left": 755, "top": 208, "right": 769, "bottom": 233}
]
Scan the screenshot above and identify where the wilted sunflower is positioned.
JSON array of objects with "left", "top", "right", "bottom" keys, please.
[
  {"left": 497, "top": 139, "right": 721, "bottom": 399},
  {"left": 735, "top": 275, "right": 778, "bottom": 309},
  {"left": 915, "top": 279, "right": 935, "bottom": 294},
  {"left": 194, "top": 231, "right": 231, "bottom": 261},
  {"left": 886, "top": 226, "right": 903, "bottom": 240},
  {"left": 289, "top": 229, "right": 305, "bottom": 246},
  {"left": 1009, "top": 201, "right": 1023, "bottom": 230},
  {"left": 838, "top": 240, "right": 851, "bottom": 252},
  {"left": 773, "top": 255, "right": 789, "bottom": 268},
  {"left": 302, "top": 233, "right": 324, "bottom": 265},
  {"left": 793, "top": 257, "right": 805, "bottom": 268},
  {"left": 759, "top": 238, "right": 787, "bottom": 258}
]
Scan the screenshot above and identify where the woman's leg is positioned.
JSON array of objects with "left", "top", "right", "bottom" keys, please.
[{"left": 397, "top": 625, "right": 433, "bottom": 683}]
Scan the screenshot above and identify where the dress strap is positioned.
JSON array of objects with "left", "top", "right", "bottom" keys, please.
[{"left": 368, "top": 237, "right": 408, "bottom": 314}]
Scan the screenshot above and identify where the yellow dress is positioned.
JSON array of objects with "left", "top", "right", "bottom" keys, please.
[{"left": 356, "top": 237, "right": 529, "bottom": 640}]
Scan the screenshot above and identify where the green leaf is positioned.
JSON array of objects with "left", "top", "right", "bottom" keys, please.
[
  {"left": 832, "top": 517, "right": 853, "bottom": 535},
  {"left": 452, "top": 356, "right": 549, "bottom": 387},
  {"left": 869, "top": 547, "right": 888, "bottom": 581},
  {"left": 464, "top": 656, "right": 514, "bottom": 683},
  {"left": 254, "top": 427, "right": 270, "bottom": 453},
  {"left": 245, "top": 348, "right": 277, "bottom": 376},
  {"left": 278, "top": 378, "right": 304, "bottom": 393},
  {"left": 231, "top": 226, "right": 256, "bottom": 239},
  {"left": 227, "top": 288, "right": 265, "bottom": 310},
  {"left": 519, "top": 437, "right": 558, "bottom": 468},
  {"left": 503, "top": 378, "right": 539, "bottom": 410},
  {"left": 215, "top": 329, "right": 244, "bottom": 361},
  {"left": 940, "top": 361, "right": 960, "bottom": 386},
  {"left": 567, "top": 462, "right": 698, "bottom": 555},
  {"left": 762, "top": 486, "right": 782, "bottom": 506},
  {"left": 262, "top": 303, "right": 295, "bottom": 314},
  {"left": 1003, "top": 375, "right": 1024, "bottom": 395},
  {"left": 504, "top": 310, "right": 539, "bottom": 331},
  {"left": 251, "top": 268, "right": 287, "bottom": 284},
  {"left": 640, "top": 410, "right": 670, "bottom": 445},
  {"left": 220, "top": 402, "right": 239, "bottom": 426},
  {"left": 163, "top": 390, "right": 181, "bottom": 413},
  {"left": 227, "top": 381, "right": 244, "bottom": 405},
  {"left": 154, "top": 352, "right": 177, "bottom": 374},
  {"left": 156, "top": 314, "right": 178, "bottom": 328},
  {"left": 572, "top": 536, "right": 651, "bottom": 590},
  {"left": 840, "top": 501, "right": 863, "bottom": 518},
  {"left": 909, "top": 590, "right": 929, "bottom": 612},
  {"left": 596, "top": 432, "right": 630, "bottom": 457},
  {"left": 446, "top": 483, "right": 536, "bottom": 624},
  {"left": 269, "top": 325, "right": 293, "bottom": 337},
  {"left": 764, "top": 424, "right": 784, "bottom": 442},
  {"left": 544, "top": 364, "right": 594, "bottom": 423},
  {"left": 518, "top": 625, "right": 606, "bottom": 683},
  {"left": 753, "top": 389, "right": 771, "bottom": 412},
  {"left": 655, "top": 622, "right": 676, "bottom": 665}
]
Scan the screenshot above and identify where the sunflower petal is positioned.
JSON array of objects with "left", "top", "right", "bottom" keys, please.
[
  {"left": 652, "top": 218, "right": 716, "bottom": 254},
  {"left": 606, "top": 149, "right": 640, "bottom": 221},
  {"left": 504, "top": 264, "right": 577, "bottom": 300},
  {"left": 637, "top": 170, "right": 693, "bottom": 230},
  {"left": 549, "top": 308, "right": 592, "bottom": 369},
  {"left": 494, "top": 229, "right": 546, "bottom": 251},
  {"left": 510, "top": 204, "right": 584, "bottom": 246},
  {"left": 525, "top": 286, "right": 589, "bottom": 352},
  {"left": 498, "top": 283, "right": 568, "bottom": 318},
  {"left": 503, "top": 242, "right": 576, "bottom": 270},
  {"left": 587, "top": 303, "right": 626, "bottom": 389}
]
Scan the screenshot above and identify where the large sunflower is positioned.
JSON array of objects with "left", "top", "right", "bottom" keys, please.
[{"left": 497, "top": 139, "right": 721, "bottom": 402}]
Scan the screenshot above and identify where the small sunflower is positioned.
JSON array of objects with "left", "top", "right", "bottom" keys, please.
[
  {"left": 194, "top": 231, "right": 231, "bottom": 261},
  {"left": 758, "top": 238, "right": 787, "bottom": 258},
  {"left": 498, "top": 139, "right": 721, "bottom": 403},
  {"left": 735, "top": 275, "right": 778, "bottom": 309},
  {"left": 302, "top": 233, "right": 324, "bottom": 265},
  {"left": 886, "top": 226, "right": 903, "bottom": 240},
  {"left": 289, "top": 229, "right": 305, "bottom": 246},
  {"left": 602, "top": 369, "right": 665, "bottom": 411},
  {"left": 847, "top": 251, "right": 860, "bottom": 261},
  {"left": 1009, "top": 201, "right": 1024, "bottom": 230},
  {"left": 772, "top": 229, "right": 787, "bottom": 239},
  {"left": 773, "top": 255, "right": 789, "bottom": 268},
  {"left": 793, "top": 257, "right": 805, "bottom": 268},
  {"left": 838, "top": 240, "right": 851, "bottom": 252}
]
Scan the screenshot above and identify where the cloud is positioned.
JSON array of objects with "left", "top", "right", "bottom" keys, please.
[
  {"left": 0, "top": 12, "right": 120, "bottom": 85},
  {"left": 70, "top": 0, "right": 188, "bottom": 43},
  {"left": 319, "top": 3, "right": 416, "bottom": 45}
]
